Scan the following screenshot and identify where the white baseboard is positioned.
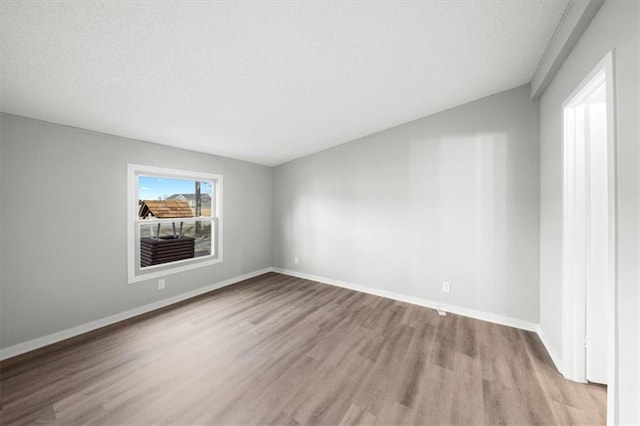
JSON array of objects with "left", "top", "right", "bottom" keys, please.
[
  {"left": 537, "top": 324, "right": 564, "bottom": 375},
  {"left": 0, "top": 267, "right": 272, "bottom": 361},
  {"left": 272, "top": 268, "right": 538, "bottom": 332},
  {"left": 2, "top": 267, "right": 558, "bottom": 368}
]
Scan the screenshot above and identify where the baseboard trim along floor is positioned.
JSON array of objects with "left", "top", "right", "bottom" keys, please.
[
  {"left": 0, "top": 267, "right": 272, "bottom": 361},
  {"left": 272, "top": 268, "right": 538, "bottom": 331},
  {"left": 273, "top": 268, "right": 566, "bottom": 376},
  {"left": 2, "top": 266, "right": 563, "bottom": 380}
]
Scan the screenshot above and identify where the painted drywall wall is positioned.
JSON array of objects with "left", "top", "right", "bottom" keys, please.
[
  {"left": 539, "top": 0, "right": 639, "bottom": 422},
  {"left": 0, "top": 116, "right": 4, "bottom": 352},
  {"left": 273, "top": 85, "right": 540, "bottom": 324},
  {"left": 0, "top": 113, "right": 272, "bottom": 349}
]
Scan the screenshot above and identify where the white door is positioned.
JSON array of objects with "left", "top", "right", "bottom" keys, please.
[
  {"left": 562, "top": 52, "right": 615, "bottom": 422},
  {"left": 565, "top": 72, "right": 610, "bottom": 385},
  {"left": 584, "top": 90, "right": 609, "bottom": 385}
]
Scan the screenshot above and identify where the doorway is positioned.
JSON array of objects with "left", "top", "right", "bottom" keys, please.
[{"left": 561, "top": 50, "right": 616, "bottom": 417}]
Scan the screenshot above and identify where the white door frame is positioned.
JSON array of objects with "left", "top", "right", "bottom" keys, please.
[{"left": 561, "top": 51, "right": 616, "bottom": 423}]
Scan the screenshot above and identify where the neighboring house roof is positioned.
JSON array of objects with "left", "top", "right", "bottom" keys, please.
[
  {"left": 167, "top": 193, "right": 212, "bottom": 203},
  {"left": 138, "top": 200, "right": 194, "bottom": 218}
]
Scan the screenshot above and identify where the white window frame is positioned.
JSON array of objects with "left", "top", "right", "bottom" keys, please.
[{"left": 127, "top": 164, "right": 223, "bottom": 284}]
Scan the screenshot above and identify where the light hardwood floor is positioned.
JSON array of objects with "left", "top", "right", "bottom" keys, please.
[{"left": 0, "top": 272, "right": 606, "bottom": 425}]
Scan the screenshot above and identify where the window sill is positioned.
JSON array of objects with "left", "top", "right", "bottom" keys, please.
[{"left": 128, "top": 256, "right": 223, "bottom": 284}]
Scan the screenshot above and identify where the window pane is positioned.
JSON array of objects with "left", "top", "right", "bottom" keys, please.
[
  {"left": 129, "top": 165, "right": 222, "bottom": 283},
  {"left": 138, "top": 176, "right": 214, "bottom": 218},
  {"left": 139, "top": 220, "right": 212, "bottom": 268}
]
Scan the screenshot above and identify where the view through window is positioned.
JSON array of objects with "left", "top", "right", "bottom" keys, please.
[
  {"left": 138, "top": 176, "right": 214, "bottom": 264},
  {"left": 128, "top": 165, "right": 223, "bottom": 283}
]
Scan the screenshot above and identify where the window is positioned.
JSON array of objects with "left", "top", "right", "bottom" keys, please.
[{"left": 127, "top": 164, "right": 223, "bottom": 283}]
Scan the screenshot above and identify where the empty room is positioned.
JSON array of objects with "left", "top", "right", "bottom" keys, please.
[{"left": 0, "top": 0, "right": 638, "bottom": 424}]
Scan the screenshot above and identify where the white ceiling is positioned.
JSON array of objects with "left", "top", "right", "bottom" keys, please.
[{"left": 1, "top": 0, "right": 569, "bottom": 166}]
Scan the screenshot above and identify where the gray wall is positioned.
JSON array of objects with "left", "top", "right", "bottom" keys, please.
[
  {"left": 273, "top": 85, "right": 540, "bottom": 324},
  {"left": 539, "top": 0, "right": 639, "bottom": 422},
  {"left": 0, "top": 113, "right": 272, "bottom": 349}
]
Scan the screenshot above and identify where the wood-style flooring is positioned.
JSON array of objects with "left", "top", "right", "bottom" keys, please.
[{"left": 0, "top": 272, "right": 606, "bottom": 425}]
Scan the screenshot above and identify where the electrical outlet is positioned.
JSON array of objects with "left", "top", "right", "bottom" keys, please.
[
  {"left": 158, "top": 279, "right": 165, "bottom": 290},
  {"left": 442, "top": 281, "right": 451, "bottom": 293},
  {"left": 294, "top": 256, "right": 299, "bottom": 265}
]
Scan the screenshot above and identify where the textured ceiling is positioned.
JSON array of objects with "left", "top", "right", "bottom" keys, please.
[{"left": 0, "top": 1, "right": 569, "bottom": 166}]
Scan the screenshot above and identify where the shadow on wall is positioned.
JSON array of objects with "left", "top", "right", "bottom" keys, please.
[
  {"left": 408, "top": 132, "right": 511, "bottom": 314},
  {"left": 273, "top": 86, "right": 539, "bottom": 322}
]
